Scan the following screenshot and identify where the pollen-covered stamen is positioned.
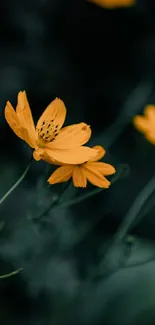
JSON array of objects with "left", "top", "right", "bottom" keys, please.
[{"left": 37, "top": 119, "right": 59, "bottom": 143}]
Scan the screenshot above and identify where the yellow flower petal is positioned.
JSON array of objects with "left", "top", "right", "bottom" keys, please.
[
  {"left": 48, "top": 165, "right": 74, "bottom": 184},
  {"left": 83, "top": 166, "right": 110, "bottom": 188},
  {"left": 89, "top": 0, "right": 135, "bottom": 9},
  {"left": 5, "top": 93, "right": 36, "bottom": 149},
  {"left": 144, "top": 105, "right": 155, "bottom": 122},
  {"left": 47, "top": 123, "right": 91, "bottom": 149},
  {"left": 88, "top": 0, "right": 135, "bottom": 8},
  {"left": 33, "top": 147, "right": 65, "bottom": 165},
  {"left": 72, "top": 166, "right": 87, "bottom": 187},
  {"left": 133, "top": 115, "right": 149, "bottom": 133},
  {"left": 43, "top": 146, "right": 97, "bottom": 164},
  {"left": 16, "top": 91, "right": 36, "bottom": 148},
  {"left": 4, "top": 101, "right": 24, "bottom": 140},
  {"left": 36, "top": 98, "right": 66, "bottom": 132},
  {"left": 85, "top": 161, "right": 116, "bottom": 176},
  {"left": 89, "top": 145, "right": 106, "bottom": 162},
  {"left": 21, "top": 128, "right": 37, "bottom": 149},
  {"left": 145, "top": 131, "right": 155, "bottom": 145}
]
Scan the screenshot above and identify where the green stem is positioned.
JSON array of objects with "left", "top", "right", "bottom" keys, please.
[
  {"left": 36, "top": 186, "right": 104, "bottom": 221},
  {"left": 33, "top": 181, "right": 73, "bottom": 221},
  {"left": 114, "top": 174, "right": 155, "bottom": 243},
  {"left": 101, "top": 82, "right": 152, "bottom": 148},
  {"left": 40, "top": 164, "right": 126, "bottom": 222},
  {"left": 103, "top": 173, "right": 155, "bottom": 264},
  {"left": 0, "top": 268, "right": 23, "bottom": 279},
  {"left": 0, "top": 157, "right": 33, "bottom": 206},
  {"left": 131, "top": 190, "right": 155, "bottom": 230},
  {"left": 53, "top": 164, "right": 126, "bottom": 210}
]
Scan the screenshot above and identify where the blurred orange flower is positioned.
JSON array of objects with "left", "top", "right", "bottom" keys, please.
[
  {"left": 88, "top": 0, "right": 135, "bottom": 8},
  {"left": 133, "top": 105, "right": 155, "bottom": 145},
  {"left": 48, "top": 145, "right": 116, "bottom": 188},
  {"left": 5, "top": 91, "right": 97, "bottom": 164}
]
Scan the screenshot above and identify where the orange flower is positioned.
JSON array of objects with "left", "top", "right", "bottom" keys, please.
[
  {"left": 88, "top": 0, "right": 135, "bottom": 8},
  {"left": 5, "top": 91, "right": 98, "bottom": 164},
  {"left": 133, "top": 105, "right": 155, "bottom": 145},
  {"left": 48, "top": 145, "right": 116, "bottom": 188}
]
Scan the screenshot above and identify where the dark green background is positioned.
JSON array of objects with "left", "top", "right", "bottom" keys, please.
[{"left": 1, "top": 1, "right": 155, "bottom": 324}]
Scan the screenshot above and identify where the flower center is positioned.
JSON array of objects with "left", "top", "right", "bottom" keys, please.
[{"left": 37, "top": 119, "right": 59, "bottom": 147}]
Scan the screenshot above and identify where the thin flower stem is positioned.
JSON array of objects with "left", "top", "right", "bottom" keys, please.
[
  {"left": 0, "top": 268, "right": 23, "bottom": 279},
  {"left": 52, "top": 183, "right": 111, "bottom": 210},
  {"left": 37, "top": 186, "right": 103, "bottom": 221},
  {"left": 0, "top": 157, "right": 33, "bottom": 206},
  {"left": 39, "top": 164, "right": 126, "bottom": 222},
  {"left": 80, "top": 175, "right": 155, "bottom": 280},
  {"left": 33, "top": 181, "right": 73, "bottom": 221},
  {"left": 131, "top": 190, "right": 155, "bottom": 229},
  {"left": 53, "top": 164, "right": 127, "bottom": 210},
  {"left": 97, "top": 81, "right": 153, "bottom": 148},
  {"left": 103, "top": 173, "right": 155, "bottom": 264},
  {"left": 115, "top": 174, "right": 155, "bottom": 243}
]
